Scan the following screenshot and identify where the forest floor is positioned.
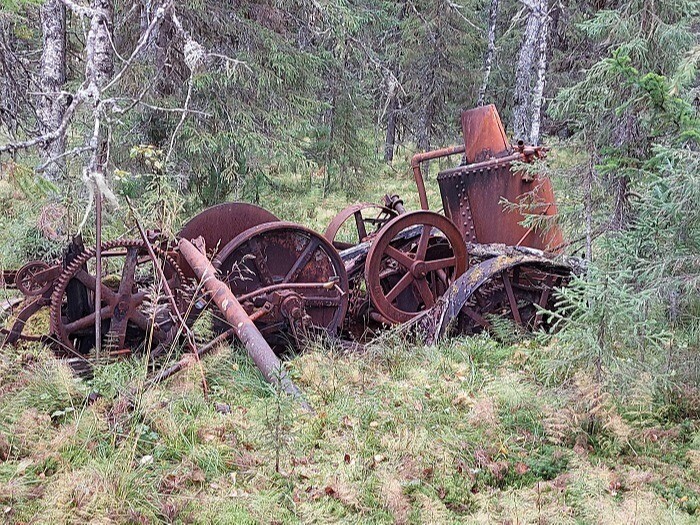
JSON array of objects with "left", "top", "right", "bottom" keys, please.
[
  {"left": 1, "top": 166, "right": 699, "bottom": 524},
  {"left": 1, "top": 332, "right": 699, "bottom": 524}
]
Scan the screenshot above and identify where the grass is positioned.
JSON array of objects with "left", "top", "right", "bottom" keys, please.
[{"left": 0, "top": 332, "right": 698, "bottom": 524}]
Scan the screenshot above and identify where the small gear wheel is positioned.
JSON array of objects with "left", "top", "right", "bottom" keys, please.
[{"left": 15, "top": 260, "right": 52, "bottom": 296}]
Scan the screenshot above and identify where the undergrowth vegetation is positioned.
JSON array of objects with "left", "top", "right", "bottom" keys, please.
[
  {"left": 1, "top": 331, "right": 699, "bottom": 523},
  {"left": 1, "top": 0, "right": 699, "bottom": 521}
]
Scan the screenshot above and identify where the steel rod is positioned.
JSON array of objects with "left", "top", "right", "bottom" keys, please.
[
  {"left": 94, "top": 188, "right": 102, "bottom": 359},
  {"left": 149, "top": 328, "right": 235, "bottom": 385}
]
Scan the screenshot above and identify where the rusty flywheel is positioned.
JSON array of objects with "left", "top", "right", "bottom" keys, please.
[
  {"left": 324, "top": 202, "right": 397, "bottom": 250},
  {"left": 213, "top": 222, "right": 349, "bottom": 348},
  {"left": 365, "top": 210, "right": 468, "bottom": 324}
]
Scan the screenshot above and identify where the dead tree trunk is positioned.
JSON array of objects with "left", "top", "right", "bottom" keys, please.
[
  {"left": 529, "top": 0, "right": 549, "bottom": 145},
  {"left": 37, "top": 0, "right": 67, "bottom": 183},
  {"left": 512, "top": 0, "right": 540, "bottom": 142},
  {"left": 477, "top": 0, "right": 499, "bottom": 107}
]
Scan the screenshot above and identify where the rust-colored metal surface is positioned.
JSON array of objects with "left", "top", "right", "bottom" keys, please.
[
  {"left": 15, "top": 261, "right": 59, "bottom": 297},
  {"left": 410, "top": 145, "right": 466, "bottom": 210},
  {"left": 408, "top": 104, "right": 562, "bottom": 251},
  {"left": 365, "top": 211, "right": 468, "bottom": 324},
  {"left": 438, "top": 153, "right": 563, "bottom": 250},
  {"left": 324, "top": 203, "right": 397, "bottom": 250},
  {"left": 179, "top": 238, "right": 310, "bottom": 409},
  {"left": 409, "top": 251, "right": 574, "bottom": 344},
  {"left": 2, "top": 104, "right": 583, "bottom": 392},
  {"left": 1, "top": 296, "right": 51, "bottom": 345},
  {"left": 49, "top": 240, "right": 185, "bottom": 357},
  {"left": 213, "top": 222, "right": 349, "bottom": 345},
  {"left": 435, "top": 105, "right": 563, "bottom": 250},
  {"left": 177, "top": 202, "right": 279, "bottom": 277},
  {"left": 461, "top": 104, "right": 511, "bottom": 163}
]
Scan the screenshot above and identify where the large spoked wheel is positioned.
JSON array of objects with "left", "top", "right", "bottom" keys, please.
[
  {"left": 324, "top": 203, "right": 398, "bottom": 250},
  {"left": 365, "top": 211, "right": 468, "bottom": 324},
  {"left": 213, "top": 222, "right": 349, "bottom": 348},
  {"left": 456, "top": 261, "right": 570, "bottom": 337},
  {"left": 50, "top": 240, "right": 187, "bottom": 362}
]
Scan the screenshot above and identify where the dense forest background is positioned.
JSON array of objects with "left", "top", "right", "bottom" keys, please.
[{"left": 1, "top": 0, "right": 700, "bottom": 522}]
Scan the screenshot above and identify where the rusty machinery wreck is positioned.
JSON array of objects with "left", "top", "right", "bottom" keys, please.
[{"left": 0, "top": 105, "right": 584, "bottom": 399}]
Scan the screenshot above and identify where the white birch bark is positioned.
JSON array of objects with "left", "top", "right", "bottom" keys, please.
[
  {"left": 529, "top": 0, "right": 549, "bottom": 145},
  {"left": 86, "top": 0, "right": 114, "bottom": 89},
  {"left": 84, "top": 0, "right": 113, "bottom": 179},
  {"left": 477, "top": 0, "right": 499, "bottom": 107},
  {"left": 37, "top": 0, "right": 67, "bottom": 182},
  {"left": 512, "top": 0, "right": 539, "bottom": 142}
]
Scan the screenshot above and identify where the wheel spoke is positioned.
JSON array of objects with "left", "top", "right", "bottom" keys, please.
[
  {"left": 416, "top": 225, "right": 431, "bottom": 259},
  {"left": 106, "top": 304, "right": 130, "bottom": 349},
  {"left": 354, "top": 211, "right": 368, "bottom": 242},
  {"left": 424, "top": 256, "right": 456, "bottom": 273},
  {"left": 131, "top": 291, "right": 149, "bottom": 305},
  {"left": 248, "top": 238, "right": 273, "bottom": 286},
  {"left": 501, "top": 271, "right": 523, "bottom": 326},
  {"left": 414, "top": 278, "right": 435, "bottom": 308},
  {"left": 435, "top": 269, "right": 449, "bottom": 288},
  {"left": 73, "top": 268, "right": 118, "bottom": 303},
  {"left": 385, "top": 245, "right": 414, "bottom": 270},
  {"left": 386, "top": 272, "right": 414, "bottom": 303},
  {"left": 117, "top": 247, "right": 139, "bottom": 297},
  {"left": 64, "top": 306, "right": 111, "bottom": 334},
  {"left": 131, "top": 310, "right": 171, "bottom": 344},
  {"left": 533, "top": 276, "right": 557, "bottom": 329},
  {"left": 461, "top": 305, "right": 492, "bottom": 329},
  {"left": 129, "top": 310, "right": 152, "bottom": 332},
  {"left": 105, "top": 247, "right": 140, "bottom": 349},
  {"left": 285, "top": 237, "right": 320, "bottom": 283}
]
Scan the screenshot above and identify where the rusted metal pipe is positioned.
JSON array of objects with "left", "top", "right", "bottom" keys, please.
[
  {"left": 149, "top": 327, "right": 236, "bottom": 386},
  {"left": 410, "top": 145, "right": 466, "bottom": 210},
  {"left": 178, "top": 238, "right": 312, "bottom": 411},
  {"left": 409, "top": 142, "right": 545, "bottom": 211}
]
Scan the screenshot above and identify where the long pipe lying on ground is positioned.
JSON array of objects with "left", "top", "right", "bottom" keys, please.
[{"left": 178, "top": 238, "right": 312, "bottom": 412}]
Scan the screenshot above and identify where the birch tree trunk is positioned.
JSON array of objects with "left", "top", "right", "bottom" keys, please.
[
  {"left": 85, "top": 0, "right": 114, "bottom": 179},
  {"left": 384, "top": 92, "right": 398, "bottom": 162},
  {"left": 511, "top": 0, "right": 539, "bottom": 142},
  {"left": 529, "top": 0, "right": 549, "bottom": 145},
  {"left": 86, "top": 0, "right": 114, "bottom": 89},
  {"left": 477, "top": 0, "right": 499, "bottom": 107},
  {"left": 37, "top": 0, "right": 67, "bottom": 183}
]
